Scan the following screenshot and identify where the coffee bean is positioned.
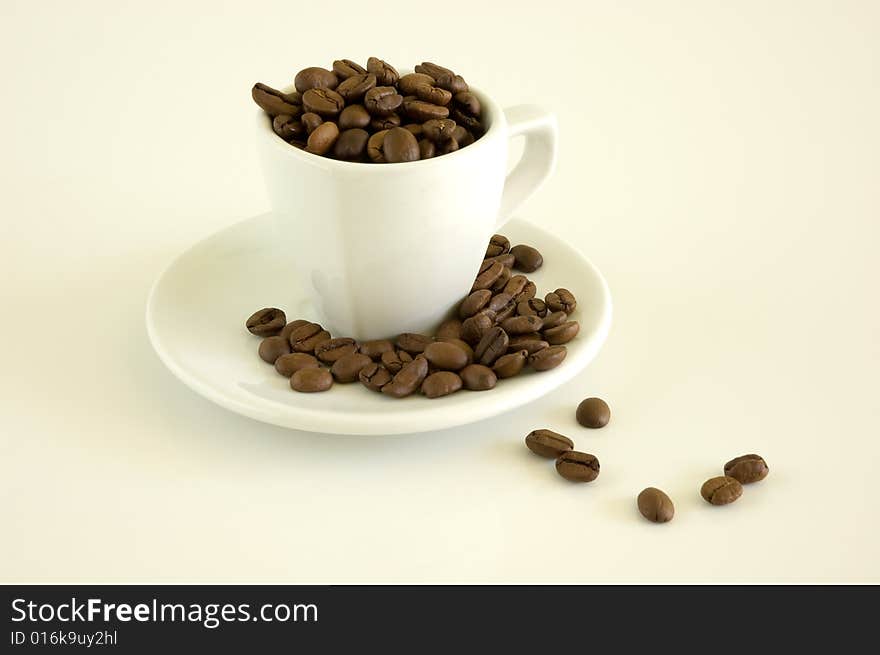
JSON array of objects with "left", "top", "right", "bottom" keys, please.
[
  {"left": 332, "top": 59, "right": 367, "bottom": 79},
  {"left": 459, "top": 289, "right": 491, "bottom": 319},
  {"left": 302, "top": 88, "right": 344, "bottom": 117},
  {"left": 424, "top": 341, "right": 469, "bottom": 371},
  {"left": 291, "top": 367, "right": 333, "bottom": 392},
  {"left": 331, "top": 352, "right": 372, "bottom": 383},
  {"left": 380, "top": 349, "right": 411, "bottom": 374},
  {"left": 451, "top": 107, "right": 482, "bottom": 134},
  {"left": 338, "top": 104, "right": 371, "bottom": 130},
  {"left": 366, "top": 57, "right": 400, "bottom": 86},
  {"left": 472, "top": 260, "right": 504, "bottom": 291},
  {"left": 246, "top": 307, "right": 287, "bottom": 336},
  {"left": 459, "top": 364, "right": 497, "bottom": 390},
  {"left": 359, "top": 339, "right": 394, "bottom": 360},
  {"left": 637, "top": 488, "right": 675, "bottom": 523},
  {"left": 486, "top": 253, "right": 516, "bottom": 269},
  {"left": 315, "top": 337, "right": 358, "bottom": 364},
  {"left": 273, "top": 114, "right": 304, "bottom": 140},
  {"left": 422, "top": 118, "right": 457, "bottom": 143},
  {"left": 491, "top": 266, "right": 512, "bottom": 292},
  {"left": 439, "top": 138, "right": 459, "bottom": 154},
  {"left": 503, "top": 274, "right": 528, "bottom": 296},
  {"left": 724, "top": 454, "right": 769, "bottom": 484},
  {"left": 501, "top": 315, "right": 544, "bottom": 335},
  {"left": 435, "top": 338, "right": 474, "bottom": 364},
  {"left": 398, "top": 73, "right": 436, "bottom": 95},
  {"left": 367, "top": 129, "right": 388, "bottom": 162},
  {"left": 544, "top": 321, "right": 580, "bottom": 345},
  {"left": 275, "top": 352, "right": 319, "bottom": 377},
  {"left": 294, "top": 67, "right": 339, "bottom": 93},
  {"left": 403, "top": 123, "right": 423, "bottom": 137},
  {"left": 457, "top": 129, "right": 475, "bottom": 147},
  {"left": 280, "top": 319, "right": 311, "bottom": 344},
  {"left": 487, "top": 292, "right": 516, "bottom": 318},
  {"left": 382, "top": 127, "right": 419, "bottom": 163},
  {"left": 546, "top": 288, "right": 577, "bottom": 314},
  {"left": 541, "top": 311, "right": 568, "bottom": 330},
  {"left": 306, "top": 121, "right": 339, "bottom": 155},
  {"left": 701, "top": 476, "right": 743, "bottom": 505},
  {"left": 252, "top": 83, "right": 301, "bottom": 116},
  {"left": 515, "top": 280, "right": 537, "bottom": 302},
  {"left": 460, "top": 312, "right": 495, "bottom": 345},
  {"left": 371, "top": 114, "right": 401, "bottom": 131},
  {"left": 453, "top": 91, "right": 481, "bottom": 117},
  {"left": 301, "top": 112, "right": 323, "bottom": 134},
  {"left": 517, "top": 298, "right": 547, "bottom": 318},
  {"left": 436, "top": 318, "right": 462, "bottom": 340},
  {"left": 418, "top": 139, "right": 436, "bottom": 159},
  {"left": 365, "top": 86, "right": 403, "bottom": 116},
  {"left": 336, "top": 73, "right": 376, "bottom": 102},
  {"left": 396, "top": 333, "right": 433, "bottom": 354},
  {"left": 402, "top": 98, "right": 450, "bottom": 122},
  {"left": 474, "top": 326, "right": 509, "bottom": 366},
  {"left": 507, "top": 335, "right": 549, "bottom": 355},
  {"left": 259, "top": 335, "right": 290, "bottom": 364},
  {"left": 556, "top": 451, "right": 600, "bottom": 482},
  {"left": 359, "top": 362, "right": 393, "bottom": 391},
  {"left": 576, "top": 397, "right": 610, "bottom": 428},
  {"left": 382, "top": 356, "right": 429, "bottom": 398},
  {"left": 290, "top": 322, "right": 331, "bottom": 353},
  {"left": 333, "top": 128, "right": 369, "bottom": 160},
  {"left": 414, "top": 83, "right": 453, "bottom": 106},
  {"left": 529, "top": 345, "right": 567, "bottom": 371},
  {"left": 414, "top": 62, "right": 468, "bottom": 93},
  {"left": 510, "top": 244, "right": 543, "bottom": 272},
  {"left": 525, "top": 429, "right": 574, "bottom": 458},
  {"left": 421, "top": 371, "right": 462, "bottom": 398},
  {"left": 492, "top": 350, "right": 528, "bottom": 378}
]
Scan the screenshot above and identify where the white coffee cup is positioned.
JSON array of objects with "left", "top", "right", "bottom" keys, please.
[{"left": 255, "top": 83, "right": 557, "bottom": 340}]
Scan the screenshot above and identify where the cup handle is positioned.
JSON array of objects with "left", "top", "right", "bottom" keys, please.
[{"left": 497, "top": 105, "right": 558, "bottom": 228}]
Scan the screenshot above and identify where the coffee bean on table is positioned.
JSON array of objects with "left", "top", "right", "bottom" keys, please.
[
  {"left": 359, "top": 362, "right": 393, "bottom": 391},
  {"left": 459, "top": 289, "right": 491, "bottom": 318},
  {"left": 541, "top": 311, "right": 568, "bottom": 330},
  {"left": 637, "top": 488, "right": 675, "bottom": 523},
  {"left": 301, "top": 112, "right": 323, "bottom": 134},
  {"left": 306, "top": 121, "right": 339, "bottom": 155},
  {"left": 252, "top": 83, "right": 301, "bottom": 116},
  {"left": 396, "top": 333, "right": 433, "bottom": 354},
  {"left": 246, "top": 307, "right": 287, "bottom": 336},
  {"left": 436, "top": 319, "right": 462, "bottom": 340},
  {"left": 459, "top": 364, "right": 497, "bottom": 390},
  {"left": 543, "top": 321, "right": 580, "bottom": 345},
  {"left": 302, "top": 88, "right": 344, "bottom": 117},
  {"left": 291, "top": 367, "right": 333, "bottom": 393},
  {"left": 365, "top": 86, "right": 404, "bottom": 116},
  {"left": 492, "top": 350, "right": 528, "bottom": 378},
  {"left": 259, "top": 336, "right": 290, "bottom": 364},
  {"left": 502, "top": 315, "right": 544, "bottom": 335},
  {"left": 460, "top": 311, "right": 495, "bottom": 345},
  {"left": 338, "top": 104, "right": 371, "bottom": 130},
  {"left": 529, "top": 345, "right": 567, "bottom": 371},
  {"left": 576, "top": 397, "right": 610, "bottom": 428},
  {"left": 510, "top": 245, "right": 543, "bottom": 272},
  {"left": 546, "top": 288, "right": 577, "bottom": 314},
  {"left": 315, "top": 337, "right": 358, "bottom": 364},
  {"left": 359, "top": 339, "right": 394, "bottom": 359},
  {"left": 367, "top": 57, "right": 400, "bottom": 86},
  {"left": 556, "top": 451, "right": 600, "bottom": 482},
  {"left": 294, "top": 67, "right": 338, "bottom": 93},
  {"left": 424, "top": 341, "right": 469, "bottom": 371},
  {"left": 382, "top": 127, "right": 419, "bottom": 163},
  {"left": 336, "top": 73, "right": 376, "bottom": 102},
  {"left": 381, "top": 349, "right": 412, "bottom": 374},
  {"left": 701, "top": 476, "right": 743, "bottom": 505},
  {"left": 275, "top": 352, "right": 319, "bottom": 377},
  {"left": 724, "top": 454, "right": 769, "bottom": 484},
  {"left": 333, "top": 59, "right": 367, "bottom": 79},
  {"left": 525, "top": 429, "right": 574, "bottom": 458},
  {"left": 382, "top": 356, "right": 429, "bottom": 398},
  {"left": 474, "top": 326, "right": 509, "bottom": 366},
  {"left": 331, "top": 352, "right": 372, "bottom": 383},
  {"left": 421, "top": 371, "right": 462, "bottom": 398},
  {"left": 367, "top": 130, "right": 388, "bottom": 162}
]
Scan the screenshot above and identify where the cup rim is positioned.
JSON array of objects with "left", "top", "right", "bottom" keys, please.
[{"left": 255, "top": 77, "right": 503, "bottom": 170}]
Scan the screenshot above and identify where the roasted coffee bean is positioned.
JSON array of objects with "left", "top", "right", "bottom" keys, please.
[
  {"left": 576, "top": 397, "right": 610, "bottom": 428},
  {"left": 491, "top": 266, "right": 512, "bottom": 292},
  {"left": 280, "top": 319, "right": 311, "bottom": 344},
  {"left": 459, "top": 289, "right": 492, "bottom": 319},
  {"left": 510, "top": 244, "right": 543, "bottom": 272},
  {"left": 724, "top": 454, "right": 769, "bottom": 484},
  {"left": 273, "top": 114, "right": 304, "bottom": 140},
  {"left": 404, "top": 123, "right": 423, "bottom": 137},
  {"left": 333, "top": 128, "right": 369, "bottom": 160},
  {"left": 701, "top": 476, "right": 743, "bottom": 505},
  {"left": 485, "top": 252, "right": 516, "bottom": 269},
  {"left": 438, "top": 138, "right": 459, "bottom": 154},
  {"left": 365, "top": 86, "right": 403, "bottom": 116},
  {"left": 398, "top": 72, "right": 436, "bottom": 95},
  {"left": 275, "top": 352, "right": 319, "bottom": 377},
  {"left": 382, "top": 127, "right": 420, "bottom": 163},
  {"left": 315, "top": 337, "right": 358, "bottom": 364},
  {"left": 422, "top": 119, "right": 457, "bottom": 143},
  {"left": 359, "top": 362, "right": 393, "bottom": 391},
  {"left": 246, "top": 307, "right": 286, "bottom": 336},
  {"left": 424, "top": 341, "right": 469, "bottom": 371},
  {"left": 332, "top": 59, "right": 367, "bottom": 79},
  {"left": 457, "top": 129, "right": 475, "bottom": 147},
  {"left": 259, "top": 336, "right": 290, "bottom": 364},
  {"left": 541, "top": 311, "right": 568, "bottom": 330},
  {"left": 291, "top": 367, "right": 333, "bottom": 392},
  {"left": 460, "top": 311, "right": 495, "bottom": 345},
  {"left": 492, "top": 350, "right": 528, "bottom": 378},
  {"left": 252, "top": 83, "right": 301, "bottom": 116},
  {"left": 359, "top": 339, "right": 394, "bottom": 360},
  {"left": 501, "top": 315, "right": 544, "bottom": 335},
  {"left": 366, "top": 57, "right": 400, "bottom": 86},
  {"left": 381, "top": 348, "right": 413, "bottom": 374},
  {"left": 301, "top": 112, "right": 323, "bottom": 134},
  {"left": 474, "top": 326, "right": 509, "bottom": 366},
  {"left": 421, "top": 371, "right": 462, "bottom": 398},
  {"left": 556, "top": 451, "right": 600, "bottom": 482},
  {"left": 294, "top": 67, "right": 338, "bottom": 93},
  {"left": 453, "top": 91, "right": 481, "bottom": 117},
  {"left": 485, "top": 234, "right": 511, "bottom": 258},
  {"left": 367, "top": 130, "right": 388, "bottom": 162},
  {"left": 396, "top": 333, "right": 433, "bottom": 354},
  {"left": 472, "top": 260, "right": 504, "bottom": 291},
  {"left": 436, "top": 338, "right": 474, "bottom": 364},
  {"left": 525, "top": 429, "right": 574, "bottom": 458},
  {"left": 451, "top": 107, "right": 482, "bottom": 133},
  {"left": 290, "top": 322, "right": 331, "bottom": 353},
  {"left": 544, "top": 320, "right": 580, "bottom": 345},
  {"left": 402, "top": 98, "right": 450, "bottom": 122},
  {"left": 338, "top": 104, "right": 371, "bottom": 130},
  {"left": 459, "top": 364, "right": 497, "bottom": 390},
  {"left": 529, "top": 345, "right": 567, "bottom": 371},
  {"left": 306, "top": 121, "right": 339, "bottom": 155},
  {"left": 515, "top": 280, "right": 537, "bottom": 302},
  {"left": 502, "top": 274, "right": 527, "bottom": 296},
  {"left": 638, "top": 488, "right": 675, "bottom": 523},
  {"left": 336, "top": 73, "right": 376, "bottom": 102},
  {"left": 546, "top": 288, "right": 577, "bottom": 314},
  {"left": 436, "top": 318, "right": 462, "bottom": 340},
  {"left": 382, "top": 356, "right": 429, "bottom": 398},
  {"left": 487, "top": 292, "right": 515, "bottom": 316},
  {"left": 302, "top": 88, "right": 344, "bottom": 117},
  {"left": 413, "top": 82, "right": 453, "bottom": 106},
  {"left": 418, "top": 139, "right": 436, "bottom": 159},
  {"left": 331, "top": 352, "right": 372, "bottom": 383},
  {"left": 414, "top": 62, "right": 468, "bottom": 93},
  {"left": 371, "top": 114, "right": 401, "bottom": 131},
  {"left": 517, "top": 298, "right": 547, "bottom": 318},
  {"left": 507, "top": 335, "right": 549, "bottom": 355}
]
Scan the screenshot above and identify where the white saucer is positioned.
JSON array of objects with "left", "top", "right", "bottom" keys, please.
[{"left": 146, "top": 214, "right": 612, "bottom": 435}]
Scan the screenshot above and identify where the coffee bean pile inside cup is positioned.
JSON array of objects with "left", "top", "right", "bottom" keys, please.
[
  {"left": 245, "top": 235, "right": 580, "bottom": 397},
  {"left": 252, "top": 58, "right": 484, "bottom": 162}
]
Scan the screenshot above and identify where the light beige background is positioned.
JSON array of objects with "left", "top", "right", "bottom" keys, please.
[{"left": 1, "top": 0, "right": 877, "bottom": 582}]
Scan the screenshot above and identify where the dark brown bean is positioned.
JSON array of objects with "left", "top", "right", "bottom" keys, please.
[
  {"left": 459, "top": 289, "right": 492, "bottom": 319},
  {"left": 637, "top": 488, "right": 675, "bottom": 523},
  {"left": 306, "top": 122, "right": 339, "bottom": 156},
  {"left": 382, "top": 127, "right": 419, "bottom": 163},
  {"left": 485, "top": 253, "right": 516, "bottom": 269},
  {"left": 422, "top": 119, "right": 457, "bottom": 143},
  {"left": 280, "top": 319, "right": 311, "bottom": 344},
  {"left": 315, "top": 337, "right": 358, "bottom": 364},
  {"left": 404, "top": 123, "right": 423, "bottom": 137},
  {"left": 414, "top": 62, "right": 468, "bottom": 93},
  {"left": 301, "top": 112, "right": 323, "bottom": 134},
  {"left": 510, "top": 244, "right": 543, "bottom": 272},
  {"left": 472, "top": 261, "right": 504, "bottom": 291},
  {"left": 275, "top": 352, "right": 319, "bottom": 377},
  {"left": 435, "top": 338, "right": 474, "bottom": 364},
  {"left": 701, "top": 476, "right": 743, "bottom": 505},
  {"left": 545, "top": 288, "right": 577, "bottom": 314},
  {"left": 529, "top": 345, "right": 567, "bottom": 371},
  {"left": 418, "top": 139, "right": 436, "bottom": 159},
  {"left": 252, "top": 83, "right": 301, "bottom": 116},
  {"left": 302, "top": 88, "right": 344, "bottom": 117},
  {"left": 435, "top": 318, "right": 462, "bottom": 340},
  {"left": 396, "top": 333, "right": 433, "bottom": 354},
  {"left": 367, "top": 130, "right": 388, "bottom": 162},
  {"left": 365, "top": 86, "right": 403, "bottom": 116},
  {"left": 502, "top": 315, "right": 544, "bottom": 335},
  {"left": 273, "top": 114, "right": 304, "bottom": 140},
  {"left": 290, "top": 367, "right": 333, "bottom": 392},
  {"left": 290, "top": 322, "right": 330, "bottom": 353},
  {"left": 333, "top": 128, "right": 369, "bottom": 160},
  {"left": 507, "top": 335, "right": 549, "bottom": 355},
  {"left": 359, "top": 339, "right": 395, "bottom": 360},
  {"left": 421, "top": 371, "right": 462, "bottom": 398},
  {"left": 338, "top": 104, "right": 371, "bottom": 130},
  {"left": 371, "top": 113, "right": 401, "bottom": 131},
  {"left": 424, "top": 341, "right": 469, "bottom": 371},
  {"left": 474, "top": 327, "right": 509, "bottom": 366},
  {"left": 459, "top": 364, "right": 497, "bottom": 390},
  {"left": 492, "top": 350, "right": 528, "bottom": 378},
  {"left": 381, "top": 356, "right": 429, "bottom": 398},
  {"left": 541, "top": 311, "right": 568, "bottom": 330},
  {"left": 402, "top": 98, "right": 450, "bottom": 122},
  {"left": 439, "top": 138, "right": 459, "bottom": 154},
  {"left": 415, "top": 84, "right": 453, "bottom": 106},
  {"left": 517, "top": 298, "right": 547, "bottom": 318},
  {"left": 246, "top": 307, "right": 286, "bottom": 336},
  {"left": 543, "top": 321, "right": 580, "bottom": 345},
  {"left": 515, "top": 280, "right": 537, "bottom": 302},
  {"left": 294, "top": 67, "right": 338, "bottom": 93},
  {"left": 503, "top": 274, "right": 528, "bottom": 296},
  {"left": 258, "top": 336, "right": 290, "bottom": 364},
  {"left": 491, "top": 266, "right": 512, "bottom": 292},
  {"left": 366, "top": 57, "right": 400, "bottom": 86},
  {"left": 488, "top": 292, "right": 516, "bottom": 318},
  {"left": 453, "top": 91, "right": 481, "bottom": 117},
  {"left": 336, "top": 73, "right": 376, "bottom": 102},
  {"left": 380, "top": 349, "right": 412, "bottom": 374},
  {"left": 359, "top": 362, "right": 393, "bottom": 392},
  {"left": 460, "top": 311, "right": 495, "bottom": 345},
  {"left": 398, "top": 73, "right": 435, "bottom": 95},
  {"left": 331, "top": 352, "right": 372, "bottom": 383},
  {"left": 451, "top": 107, "right": 482, "bottom": 133},
  {"left": 525, "top": 430, "right": 574, "bottom": 458},
  {"left": 556, "top": 451, "right": 600, "bottom": 482},
  {"left": 332, "top": 59, "right": 367, "bottom": 79},
  {"left": 724, "top": 454, "right": 769, "bottom": 484},
  {"left": 576, "top": 397, "right": 611, "bottom": 428}
]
